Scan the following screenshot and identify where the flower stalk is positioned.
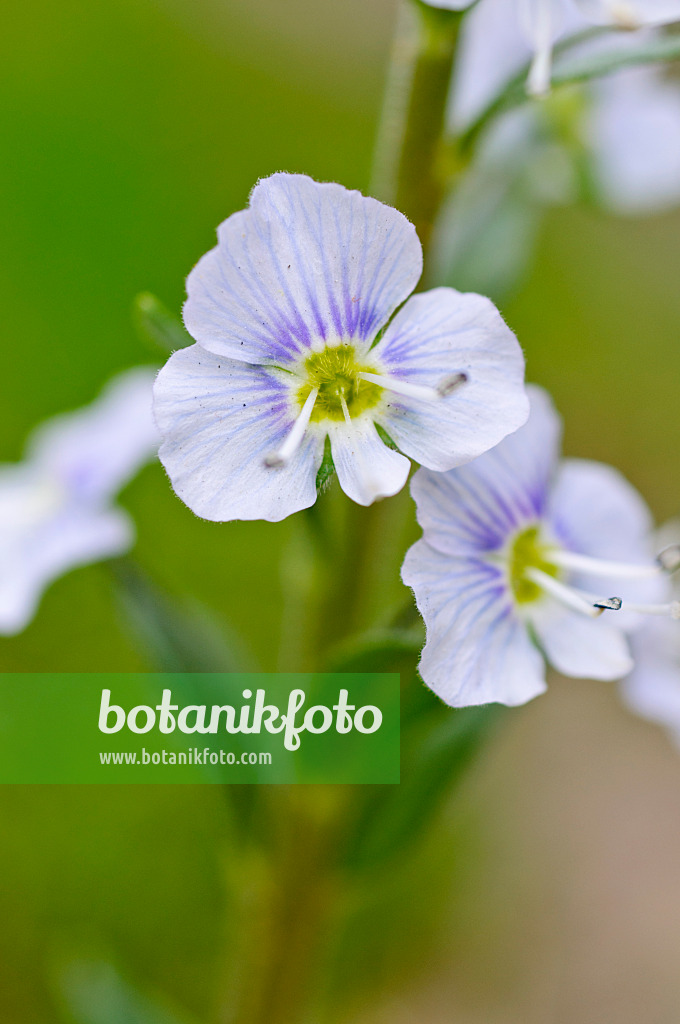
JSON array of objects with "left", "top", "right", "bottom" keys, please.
[{"left": 371, "top": 0, "right": 463, "bottom": 249}]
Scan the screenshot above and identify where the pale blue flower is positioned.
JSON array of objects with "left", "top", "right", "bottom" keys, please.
[
  {"left": 621, "top": 521, "right": 680, "bottom": 743},
  {"left": 450, "top": 3, "right": 680, "bottom": 215},
  {"left": 0, "top": 368, "right": 159, "bottom": 635},
  {"left": 153, "top": 173, "right": 528, "bottom": 522},
  {"left": 425, "top": 0, "right": 680, "bottom": 96},
  {"left": 402, "top": 385, "right": 672, "bottom": 708}
]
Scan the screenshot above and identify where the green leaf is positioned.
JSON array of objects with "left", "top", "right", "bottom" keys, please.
[
  {"left": 324, "top": 625, "right": 423, "bottom": 674},
  {"left": 341, "top": 701, "right": 506, "bottom": 871},
  {"left": 110, "top": 557, "right": 251, "bottom": 673},
  {"left": 431, "top": 159, "right": 543, "bottom": 303},
  {"left": 315, "top": 435, "right": 335, "bottom": 493},
  {"left": 553, "top": 33, "right": 680, "bottom": 88},
  {"left": 133, "top": 292, "right": 192, "bottom": 355}
]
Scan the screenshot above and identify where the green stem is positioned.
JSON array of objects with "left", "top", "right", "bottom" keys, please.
[
  {"left": 231, "top": 8, "right": 469, "bottom": 1021},
  {"left": 219, "top": 790, "right": 346, "bottom": 1024},
  {"left": 371, "top": 0, "right": 462, "bottom": 249}
]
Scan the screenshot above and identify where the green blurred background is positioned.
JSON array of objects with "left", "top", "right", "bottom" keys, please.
[{"left": 2, "top": 0, "right": 680, "bottom": 1020}]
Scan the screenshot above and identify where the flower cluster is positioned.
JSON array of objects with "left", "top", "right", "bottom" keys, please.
[
  {"left": 426, "top": 0, "right": 680, "bottom": 96},
  {"left": 147, "top": 170, "right": 680, "bottom": 722},
  {"left": 450, "top": 2, "right": 680, "bottom": 216}
]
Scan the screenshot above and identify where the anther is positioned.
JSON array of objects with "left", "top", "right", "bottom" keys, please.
[
  {"left": 593, "top": 597, "right": 623, "bottom": 612},
  {"left": 657, "top": 545, "right": 680, "bottom": 574},
  {"left": 436, "top": 372, "right": 468, "bottom": 397}
]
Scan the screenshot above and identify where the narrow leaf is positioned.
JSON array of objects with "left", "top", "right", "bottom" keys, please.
[{"left": 133, "top": 292, "right": 192, "bottom": 355}]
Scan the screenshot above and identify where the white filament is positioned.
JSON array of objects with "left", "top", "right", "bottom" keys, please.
[{"left": 264, "top": 387, "right": 318, "bottom": 468}]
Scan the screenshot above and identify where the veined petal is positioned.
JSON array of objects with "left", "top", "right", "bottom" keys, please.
[
  {"left": 372, "top": 288, "right": 528, "bottom": 472},
  {"left": 575, "top": 0, "right": 680, "bottom": 27},
  {"left": 183, "top": 173, "right": 422, "bottom": 366},
  {"left": 590, "top": 68, "right": 680, "bottom": 214},
  {"left": 622, "top": 618, "right": 680, "bottom": 743},
  {"left": 327, "top": 418, "right": 410, "bottom": 507},
  {"left": 28, "top": 367, "right": 159, "bottom": 504},
  {"left": 0, "top": 506, "right": 132, "bottom": 636},
  {"left": 402, "top": 539, "right": 547, "bottom": 707},
  {"left": 153, "top": 344, "right": 324, "bottom": 522},
  {"left": 452, "top": 0, "right": 534, "bottom": 128},
  {"left": 548, "top": 457, "right": 660, "bottom": 607},
  {"left": 530, "top": 600, "right": 633, "bottom": 679},
  {"left": 409, "top": 384, "right": 560, "bottom": 557}
]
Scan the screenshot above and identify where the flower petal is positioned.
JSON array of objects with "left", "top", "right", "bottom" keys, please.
[
  {"left": 402, "top": 539, "right": 547, "bottom": 706},
  {"left": 153, "top": 344, "right": 324, "bottom": 522},
  {"left": 548, "top": 456, "right": 659, "bottom": 607},
  {"left": 28, "top": 367, "right": 159, "bottom": 504},
  {"left": 328, "top": 418, "right": 410, "bottom": 506},
  {"left": 0, "top": 505, "right": 132, "bottom": 635},
  {"left": 530, "top": 600, "right": 633, "bottom": 679},
  {"left": 622, "top": 619, "right": 680, "bottom": 743},
  {"left": 452, "top": 0, "right": 532, "bottom": 128},
  {"left": 372, "top": 288, "right": 529, "bottom": 472},
  {"left": 590, "top": 68, "right": 680, "bottom": 214},
  {"left": 419, "top": 0, "right": 475, "bottom": 7},
  {"left": 183, "top": 173, "right": 422, "bottom": 366},
  {"left": 575, "top": 0, "right": 680, "bottom": 26},
  {"left": 409, "top": 384, "right": 559, "bottom": 557}
]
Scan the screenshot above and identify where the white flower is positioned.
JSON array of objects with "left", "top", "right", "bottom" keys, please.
[
  {"left": 621, "top": 521, "right": 680, "bottom": 743},
  {"left": 425, "top": 0, "right": 680, "bottom": 96},
  {"left": 450, "top": 1, "right": 680, "bottom": 215},
  {"left": 0, "top": 368, "right": 159, "bottom": 635},
  {"left": 402, "top": 385, "right": 676, "bottom": 708},
  {"left": 153, "top": 173, "right": 528, "bottom": 522}
]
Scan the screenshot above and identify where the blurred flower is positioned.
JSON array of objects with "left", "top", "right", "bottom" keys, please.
[
  {"left": 452, "top": 3, "right": 680, "bottom": 215},
  {"left": 0, "top": 368, "right": 159, "bottom": 635},
  {"left": 153, "top": 173, "right": 528, "bottom": 521},
  {"left": 621, "top": 521, "right": 680, "bottom": 744},
  {"left": 402, "top": 385, "right": 675, "bottom": 708},
  {"left": 426, "top": 0, "right": 680, "bottom": 95}
]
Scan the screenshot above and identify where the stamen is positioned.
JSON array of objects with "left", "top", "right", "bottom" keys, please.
[
  {"left": 527, "top": 1, "right": 554, "bottom": 97},
  {"left": 264, "top": 387, "right": 318, "bottom": 469},
  {"left": 357, "top": 371, "right": 467, "bottom": 402},
  {"left": 524, "top": 567, "right": 605, "bottom": 618},
  {"left": 547, "top": 549, "right": 664, "bottom": 581}
]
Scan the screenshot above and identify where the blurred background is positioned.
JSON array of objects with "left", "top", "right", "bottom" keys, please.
[{"left": 1, "top": 0, "right": 680, "bottom": 1020}]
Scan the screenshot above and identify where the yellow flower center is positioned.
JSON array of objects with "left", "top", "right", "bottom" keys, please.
[
  {"left": 296, "top": 344, "right": 384, "bottom": 422},
  {"left": 508, "top": 525, "right": 561, "bottom": 605}
]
